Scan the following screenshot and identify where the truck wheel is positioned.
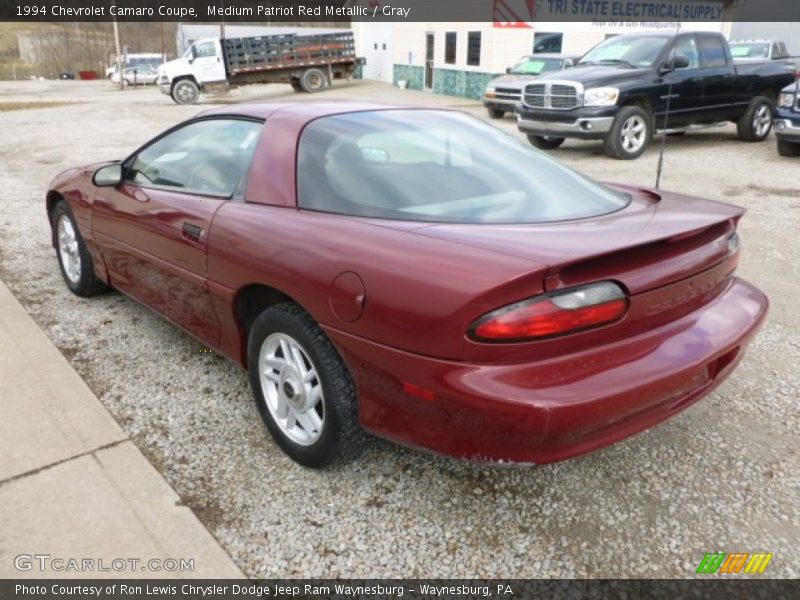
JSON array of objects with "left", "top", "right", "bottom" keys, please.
[
  {"left": 247, "top": 302, "right": 366, "bottom": 468},
  {"left": 737, "top": 96, "right": 774, "bottom": 142},
  {"left": 172, "top": 79, "right": 199, "bottom": 105},
  {"left": 299, "top": 69, "right": 326, "bottom": 93},
  {"left": 487, "top": 108, "right": 505, "bottom": 119},
  {"left": 604, "top": 106, "right": 652, "bottom": 160},
  {"left": 777, "top": 139, "right": 800, "bottom": 157},
  {"left": 527, "top": 135, "right": 565, "bottom": 150}
]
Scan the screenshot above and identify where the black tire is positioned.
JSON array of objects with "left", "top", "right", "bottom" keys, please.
[
  {"left": 299, "top": 68, "right": 326, "bottom": 93},
  {"left": 604, "top": 105, "right": 653, "bottom": 160},
  {"left": 51, "top": 201, "right": 108, "bottom": 297},
  {"left": 247, "top": 302, "right": 365, "bottom": 468},
  {"left": 487, "top": 108, "right": 506, "bottom": 119},
  {"left": 290, "top": 81, "right": 303, "bottom": 92},
  {"left": 777, "top": 138, "right": 800, "bottom": 157},
  {"left": 737, "top": 95, "right": 774, "bottom": 142},
  {"left": 527, "top": 135, "right": 565, "bottom": 150},
  {"left": 171, "top": 79, "right": 200, "bottom": 105}
]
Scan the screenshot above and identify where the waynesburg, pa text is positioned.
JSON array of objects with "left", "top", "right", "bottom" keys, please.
[{"left": 15, "top": 583, "right": 515, "bottom": 597}]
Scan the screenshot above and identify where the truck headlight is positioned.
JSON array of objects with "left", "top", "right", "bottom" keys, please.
[
  {"left": 778, "top": 92, "right": 796, "bottom": 108},
  {"left": 584, "top": 87, "right": 620, "bottom": 107}
]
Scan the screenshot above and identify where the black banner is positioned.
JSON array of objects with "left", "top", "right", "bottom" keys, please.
[
  {"left": 1, "top": 0, "right": 800, "bottom": 23},
  {"left": 3, "top": 579, "right": 800, "bottom": 600}
]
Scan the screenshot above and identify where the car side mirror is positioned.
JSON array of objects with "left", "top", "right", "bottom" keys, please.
[
  {"left": 661, "top": 54, "right": 690, "bottom": 73},
  {"left": 93, "top": 164, "right": 122, "bottom": 187}
]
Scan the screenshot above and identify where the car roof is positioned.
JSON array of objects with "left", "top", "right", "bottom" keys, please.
[{"left": 197, "top": 101, "right": 395, "bottom": 122}]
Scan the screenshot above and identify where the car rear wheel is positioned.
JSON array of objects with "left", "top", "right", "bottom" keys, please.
[
  {"left": 299, "top": 68, "right": 327, "bottom": 93},
  {"left": 604, "top": 105, "right": 652, "bottom": 160},
  {"left": 52, "top": 201, "right": 108, "bottom": 297},
  {"left": 527, "top": 135, "right": 565, "bottom": 150},
  {"left": 172, "top": 79, "right": 199, "bottom": 105},
  {"left": 247, "top": 302, "right": 365, "bottom": 468},
  {"left": 487, "top": 108, "right": 506, "bottom": 119},
  {"left": 737, "top": 96, "right": 774, "bottom": 142},
  {"left": 777, "top": 138, "right": 800, "bottom": 157}
]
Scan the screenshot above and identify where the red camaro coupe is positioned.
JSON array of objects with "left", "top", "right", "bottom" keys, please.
[{"left": 47, "top": 102, "right": 768, "bottom": 468}]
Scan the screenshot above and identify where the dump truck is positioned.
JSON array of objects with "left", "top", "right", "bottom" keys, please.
[{"left": 157, "top": 31, "right": 364, "bottom": 104}]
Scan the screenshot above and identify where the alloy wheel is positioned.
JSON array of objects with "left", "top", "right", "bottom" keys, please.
[
  {"left": 259, "top": 332, "right": 325, "bottom": 446},
  {"left": 753, "top": 104, "right": 772, "bottom": 138},
  {"left": 620, "top": 115, "right": 647, "bottom": 153},
  {"left": 57, "top": 215, "right": 81, "bottom": 283}
]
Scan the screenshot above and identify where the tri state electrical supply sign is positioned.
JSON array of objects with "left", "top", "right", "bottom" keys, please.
[{"left": 494, "top": 0, "right": 725, "bottom": 27}]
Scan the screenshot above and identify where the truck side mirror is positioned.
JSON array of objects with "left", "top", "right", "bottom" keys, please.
[{"left": 661, "top": 54, "right": 690, "bottom": 74}]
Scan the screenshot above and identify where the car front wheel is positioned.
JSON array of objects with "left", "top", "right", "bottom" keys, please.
[
  {"left": 52, "top": 201, "right": 108, "bottom": 297},
  {"left": 527, "top": 135, "right": 565, "bottom": 150},
  {"left": 247, "top": 303, "right": 365, "bottom": 468},
  {"left": 777, "top": 138, "right": 800, "bottom": 157},
  {"left": 604, "top": 105, "right": 653, "bottom": 160}
]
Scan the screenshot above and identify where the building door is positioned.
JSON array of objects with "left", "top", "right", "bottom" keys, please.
[
  {"left": 360, "top": 22, "right": 394, "bottom": 83},
  {"left": 425, "top": 33, "right": 434, "bottom": 89}
]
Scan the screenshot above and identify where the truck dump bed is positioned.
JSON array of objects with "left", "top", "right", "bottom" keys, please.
[{"left": 223, "top": 32, "right": 358, "bottom": 75}]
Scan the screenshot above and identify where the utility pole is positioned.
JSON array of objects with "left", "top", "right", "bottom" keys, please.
[{"left": 113, "top": 18, "right": 123, "bottom": 90}]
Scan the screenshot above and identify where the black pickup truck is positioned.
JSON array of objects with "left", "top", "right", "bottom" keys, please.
[{"left": 515, "top": 31, "right": 797, "bottom": 159}]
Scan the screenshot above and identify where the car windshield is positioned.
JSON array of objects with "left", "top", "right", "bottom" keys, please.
[
  {"left": 730, "top": 42, "right": 770, "bottom": 58},
  {"left": 580, "top": 35, "right": 672, "bottom": 68},
  {"left": 509, "top": 57, "right": 564, "bottom": 75},
  {"left": 297, "top": 110, "right": 630, "bottom": 224}
]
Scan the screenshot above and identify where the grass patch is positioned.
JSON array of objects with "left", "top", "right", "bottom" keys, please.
[{"left": 0, "top": 101, "right": 73, "bottom": 111}]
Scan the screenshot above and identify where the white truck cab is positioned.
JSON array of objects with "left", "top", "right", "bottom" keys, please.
[{"left": 157, "top": 38, "right": 227, "bottom": 102}]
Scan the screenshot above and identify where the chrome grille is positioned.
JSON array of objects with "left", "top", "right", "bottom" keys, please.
[
  {"left": 494, "top": 87, "right": 522, "bottom": 101},
  {"left": 523, "top": 84, "right": 546, "bottom": 107},
  {"left": 523, "top": 82, "right": 581, "bottom": 110}
]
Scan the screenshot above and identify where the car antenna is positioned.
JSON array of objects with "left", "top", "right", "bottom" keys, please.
[{"left": 655, "top": 21, "right": 683, "bottom": 190}]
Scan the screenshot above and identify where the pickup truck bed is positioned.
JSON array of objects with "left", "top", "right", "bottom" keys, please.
[{"left": 223, "top": 32, "right": 358, "bottom": 75}]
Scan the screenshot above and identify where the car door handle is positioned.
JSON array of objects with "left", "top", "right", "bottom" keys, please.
[{"left": 182, "top": 223, "right": 204, "bottom": 241}]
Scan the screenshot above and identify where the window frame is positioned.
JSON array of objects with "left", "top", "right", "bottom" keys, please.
[
  {"left": 467, "top": 31, "right": 481, "bottom": 67},
  {"left": 533, "top": 32, "right": 564, "bottom": 54},
  {"left": 697, "top": 34, "right": 729, "bottom": 69},
  {"left": 444, "top": 31, "right": 457, "bottom": 65},
  {"left": 120, "top": 116, "right": 264, "bottom": 201},
  {"left": 672, "top": 34, "right": 700, "bottom": 71}
]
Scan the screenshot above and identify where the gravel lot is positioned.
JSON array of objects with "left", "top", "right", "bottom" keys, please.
[{"left": 1, "top": 79, "right": 798, "bottom": 578}]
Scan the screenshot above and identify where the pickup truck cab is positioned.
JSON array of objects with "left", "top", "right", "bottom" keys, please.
[
  {"left": 516, "top": 32, "right": 797, "bottom": 159},
  {"left": 776, "top": 82, "right": 800, "bottom": 156}
]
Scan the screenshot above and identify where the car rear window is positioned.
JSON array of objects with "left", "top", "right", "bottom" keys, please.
[{"left": 296, "top": 110, "right": 629, "bottom": 224}]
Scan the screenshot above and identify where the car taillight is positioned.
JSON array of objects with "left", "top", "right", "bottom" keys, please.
[{"left": 469, "top": 281, "right": 628, "bottom": 342}]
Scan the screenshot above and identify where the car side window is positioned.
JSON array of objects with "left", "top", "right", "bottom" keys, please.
[
  {"left": 127, "top": 119, "right": 262, "bottom": 198},
  {"left": 698, "top": 35, "right": 728, "bottom": 69},
  {"left": 673, "top": 35, "right": 700, "bottom": 69}
]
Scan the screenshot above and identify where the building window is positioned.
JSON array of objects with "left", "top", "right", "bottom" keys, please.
[
  {"left": 533, "top": 32, "right": 563, "bottom": 54},
  {"left": 445, "top": 32, "right": 457, "bottom": 64},
  {"left": 467, "top": 32, "right": 481, "bottom": 66}
]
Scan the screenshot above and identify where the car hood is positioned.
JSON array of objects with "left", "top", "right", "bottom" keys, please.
[
  {"left": 488, "top": 74, "right": 540, "bottom": 89},
  {"left": 533, "top": 64, "right": 650, "bottom": 87},
  {"left": 411, "top": 185, "right": 745, "bottom": 294}
]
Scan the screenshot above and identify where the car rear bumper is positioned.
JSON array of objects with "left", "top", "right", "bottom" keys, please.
[{"left": 327, "top": 277, "right": 768, "bottom": 465}]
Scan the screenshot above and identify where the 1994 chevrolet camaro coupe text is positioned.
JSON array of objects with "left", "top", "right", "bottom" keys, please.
[{"left": 47, "top": 102, "right": 768, "bottom": 468}]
